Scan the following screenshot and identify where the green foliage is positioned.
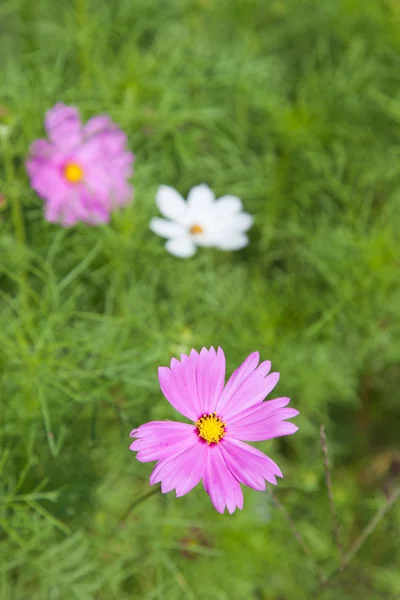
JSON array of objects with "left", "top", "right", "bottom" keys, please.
[{"left": 0, "top": 0, "right": 399, "bottom": 597}]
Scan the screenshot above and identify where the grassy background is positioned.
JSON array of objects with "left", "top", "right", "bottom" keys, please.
[{"left": 1, "top": 0, "right": 400, "bottom": 598}]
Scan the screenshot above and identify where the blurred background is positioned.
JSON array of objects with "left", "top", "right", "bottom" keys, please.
[{"left": 1, "top": 0, "right": 400, "bottom": 598}]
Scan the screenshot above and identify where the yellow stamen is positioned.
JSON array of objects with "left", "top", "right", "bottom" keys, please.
[
  {"left": 190, "top": 224, "right": 204, "bottom": 235},
  {"left": 64, "top": 162, "right": 84, "bottom": 183},
  {"left": 196, "top": 412, "right": 226, "bottom": 444}
]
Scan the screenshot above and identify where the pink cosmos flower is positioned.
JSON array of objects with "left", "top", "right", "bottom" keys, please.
[
  {"left": 130, "top": 348, "right": 299, "bottom": 514},
  {"left": 26, "top": 103, "right": 134, "bottom": 226}
]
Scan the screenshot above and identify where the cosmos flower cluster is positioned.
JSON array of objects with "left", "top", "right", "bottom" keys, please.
[
  {"left": 27, "top": 103, "right": 253, "bottom": 257},
  {"left": 24, "top": 103, "right": 299, "bottom": 514}
]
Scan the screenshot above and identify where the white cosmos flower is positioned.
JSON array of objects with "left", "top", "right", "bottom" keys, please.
[{"left": 149, "top": 184, "right": 253, "bottom": 258}]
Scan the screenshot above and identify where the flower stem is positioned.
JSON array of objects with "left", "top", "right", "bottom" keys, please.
[
  {"left": 320, "top": 425, "right": 343, "bottom": 561},
  {"left": 339, "top": 486, "right": 399, "bottom": 572},
  {"left": 75, "top": 0, "right": 91, "bottom": 87},
  {"left": 4, "top": 140, "right": 26, "bottom": 246},
  {"left": 3, "top": 137, "right": 32, "bottom": 334},
  {"left": 115, "top": 486, "right": 160, "bottom": 532},
  {"left": 320, "top": 485, "right": 400, "bottom": 590},
  {"left": 11, "top": 192, "right": 26, "bottom": 246},
  {"left": 270, "top": 490, "right": 327, "bottom": 584}
]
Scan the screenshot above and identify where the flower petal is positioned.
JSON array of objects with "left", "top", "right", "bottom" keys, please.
[
  {"left": 228, "top": 213, "right": 253, "bottom": 232},
  {"left": 44, "top": 103, "right": 82, "bottom": 150},
  {"left": 203, "top": 446, "right": 243, "bottom": 514},
  {"left": 130, "top": 420, "right": 195, "bottom": 438},
  {"left": 26, "top": 139, "right": 53, "bottom": 167},
  {"left": 221, "top": 437, "right": 283, "bottom": 487},
  {"left": 83, "top": 115, "right": 112, "bottom": 137},
  {"left": 133, "top": 434, "right": 196, "bottom": 463},
  {"left": 130, "top": 421, "right": 197, "bottom": 462},
  {"left": 133, "top": 430, "right": 199, "bottom": 462},
  {"left": 216, "top": 352, "right": 260, "bottom": 414},
  {"left": 209, "top": 211, "right": 253, "bottom": 234},
  {"left": 222, "top": 370, "right": 280, "bottom": 421},
  {"left": 165, "top": 235, "right": 197, "bottom": 258},
  {"left": 158, "top": 364, "right": 199, "bottom": 420},
  {"left": 213, "top": 195, "right": 243, "bottom": 216},
  {"left": 213, "top": 234, "right": 249, "bottom": 251},
  {"left": 228, "top": 401, "right": 299, "bottom": 442},
  {"left": 158, "top": 347, "right": 226, "bottom": 420},
  {"left": 27, "top": 162, "right": 67, "bottom": 205},
  {"left": 216, "top": 354, "right": 277, "bottom": 419},
  {"left": 149, "top": 440, "right": 206, "bottom": 496},
  {"left": 175, "top": 441, "right": 208, "bottom": 497},
  {"left": 197, "top": 347, "right": 226, "bottom": 415},
  {"left": 227, "top": 396, "right": 292, "bottom": 425},
  {"left": 186, "top": 184, "right": 215, "bottom": 220},
  {"left": 156, "top": 185, "right": 186, "bottom": 220},
  {"left": 149, "top": 217, "right": 186, "bottom": 239}
]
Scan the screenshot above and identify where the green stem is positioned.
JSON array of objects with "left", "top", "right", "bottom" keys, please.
[
  {"left": 11, "top": 192, "right": 26, "bottom": 245},
  {"left": 340, "top": 486, "right": 400, "bottom": 570},
  {"left": 320, "top": 486, "right": 400, "bottom": 590},
  {"left": 114, "top": 486, "right": 160, "bottom": 532},
  {"left": 3, "top": 138, "right": 33, "bottom": 336},
  {"left": 4, "top": 140, "right": 26, "bottom": 245},
  {"left": 270, "top": 490, "right": 326, "bottom": 584},
  {"left": 75, "top": 0, "right": 90, "bottom": 87}
]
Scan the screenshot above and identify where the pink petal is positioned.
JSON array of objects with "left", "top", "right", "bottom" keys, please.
[
  {"left": 175, "top": 442, "right": 208, "bottom": 497},
  {"left": 130, "top": 420, "right": 198, "bottom": 464},
  {"left": 149, "top": 441, "right": 206, "bottom": 496},
  {"left": 77, "top": 129, "right": 130, "bottom": 163},
  {"left": 215, "top": 351, "right": 260, "bottom": 414},
  {"left": 158, "top": 347, "right": 226, "bottom": 420},
  {"left": 28, "top": 162, "right": 67, "bottom": 204},
  {"left": 44, "top": 103, "right": 82, "bottom": 150},
  {"left": 228, "top": 419, "right": 299, "bottom": 442},
  {"left": 221, "top": 437, "right": 283, "bottom": 489},
  {"left": 196, "top": 347, "right": 226, "bottom": 415},
  {"left": 83, "top": 115, "right": 112, "bottom": 137},
  {"left": 216, "top": 353, "right": 279, "bottom": 420},
  {"left": 227, "top": 397, "right": 292, "bottom": 426},
  {"left": 134, "top": 435, "right": 196, "bottom": 463},
  {"left": 202, "top": 446, "right": 243, "bottom": 514},
  {"left": 26, "top": 139, "right": 53, "bottom": 171},
  {"left": 130, "top": 421, "right": 195, "bottom": 438}
]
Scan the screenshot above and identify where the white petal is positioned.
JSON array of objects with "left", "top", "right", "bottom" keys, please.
[
  {"left": 156, "top": 185, "right": 187, "bottom": 220},
  {"left": 228, "top": 212, "right": 253, "bottom": 232},
  {"left": 214, "top": 195, "right": 243, "bottom": 217},
  {"left": 194, "top": 231, "right": 217, "bottom": 247},
  {"left": 149, "top": 217, "right": 186, "bottom": 239},
  {"left": 186, "top": 184, "right": 215, "bottom": 220},
  {"left": 207, "top": 211, "right": 253, "bottom": 236},
  {"left": 214, "top": 234, "right": 249, "bottom": 251},
  {"left": 165, "top": 235, "right": 197, "bottom": 258}
]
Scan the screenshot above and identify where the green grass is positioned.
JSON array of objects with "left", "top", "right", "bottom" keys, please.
[{"left": 1, "top": 0, "right": 400, "bottom": 598}]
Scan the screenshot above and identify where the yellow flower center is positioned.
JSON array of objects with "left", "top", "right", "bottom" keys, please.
[
  {"left": 190, "top": 224, "right": 204, "bottom": 235},
  {"left": 64, "top": 162, "right": 84, "bottom": 183},
  {"left": 196, "top": 412, "right": 226, "bottom": 444}
]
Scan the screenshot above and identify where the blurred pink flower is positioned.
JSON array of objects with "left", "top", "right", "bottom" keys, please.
[
  {"left": 130, "top": 347, "right": 299, "bottom": 514},
  {"left": 26, "top": 103, "right": 134, "bottom": 226}
]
